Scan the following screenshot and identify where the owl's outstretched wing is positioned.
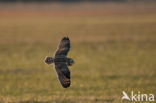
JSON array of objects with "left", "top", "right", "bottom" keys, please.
[
  {"left": 54, "top": 63, "right": 70, "bottom": 88},
  {"left": 55, "top": 37, "right": 70, "bottom": 57}
]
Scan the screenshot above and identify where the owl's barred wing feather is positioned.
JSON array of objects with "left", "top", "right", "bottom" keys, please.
[
  {"left": 55, "top": 37, "right": 70, "bottom": 57},
  {"left": 54, "top": 63, "right": 70, "bottom": 88},
  {"left": 45, "top": 37, "right": 73, "bottom": 88},
  {"left": 54, "top": 37, "right": 71, "bottom": 88}
]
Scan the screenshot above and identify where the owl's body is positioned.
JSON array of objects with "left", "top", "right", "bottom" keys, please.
[
  {"left": 45, "top": 56, "right": 74, "bottom": 66},
  {"left": 44, "top": 37, "right": 74, "bottom": 88}
]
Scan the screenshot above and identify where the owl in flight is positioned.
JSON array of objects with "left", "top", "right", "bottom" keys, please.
[{"left": 44, "top": 37, "right": 74, "bottom": 88}]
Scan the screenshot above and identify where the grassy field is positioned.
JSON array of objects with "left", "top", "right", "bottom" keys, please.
[{"left": 0, "top": 2, "right": 156, "bottom": 103}]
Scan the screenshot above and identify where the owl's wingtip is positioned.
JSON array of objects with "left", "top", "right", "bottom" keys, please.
[{"left": 62, "top": 36, "right": 69, "bottom": 40}]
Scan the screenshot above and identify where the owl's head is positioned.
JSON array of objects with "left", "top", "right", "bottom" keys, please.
[
  {"left": 68, "top": 58, "right": 74, "bottom": 66},
  {"left": 45, "top": 56, "right": 54, "bottom": 65}
]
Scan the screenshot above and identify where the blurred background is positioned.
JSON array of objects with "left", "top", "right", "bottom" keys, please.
[{"left": 0, "top": 0, "right": 155, "bottom": 103}]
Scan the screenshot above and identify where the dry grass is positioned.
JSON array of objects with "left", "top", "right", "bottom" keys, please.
[{"left": 0, "top": 2, "right": 156, "bottom": 103}]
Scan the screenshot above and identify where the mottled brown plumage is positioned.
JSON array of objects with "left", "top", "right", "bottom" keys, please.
[{"left": 44, "top": 37, "right": 74, "bottom": 88}]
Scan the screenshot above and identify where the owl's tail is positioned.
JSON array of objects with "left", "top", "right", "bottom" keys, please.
[{"left": 44, "top": 56, "right": 54, "bottom": 65}]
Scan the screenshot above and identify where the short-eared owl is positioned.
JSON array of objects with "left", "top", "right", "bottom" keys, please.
[{"left": 44, "top": 37, "right": 74, "bottom": 88}]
